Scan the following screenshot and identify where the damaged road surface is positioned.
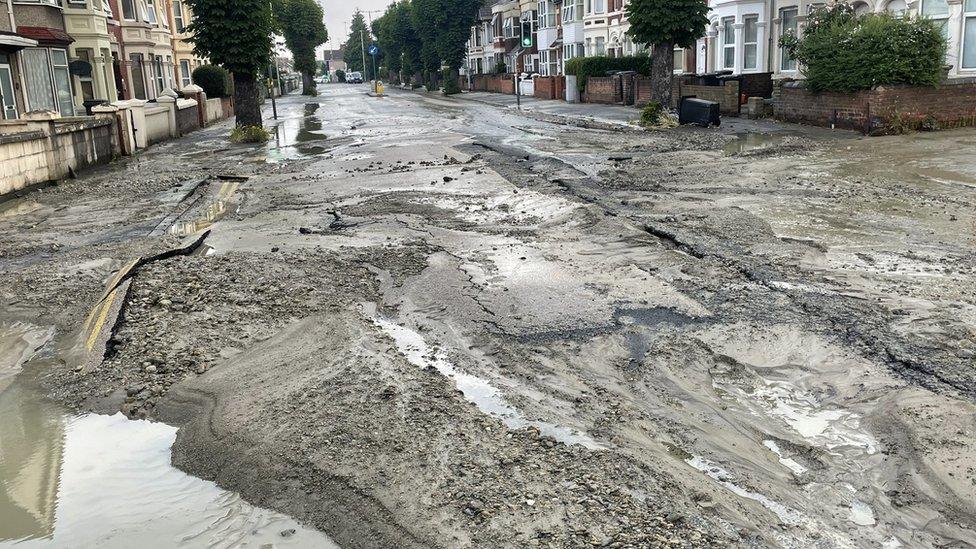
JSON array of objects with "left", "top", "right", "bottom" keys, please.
[{"left": 2, "top": 86, "right": 975, "bottom": 549}]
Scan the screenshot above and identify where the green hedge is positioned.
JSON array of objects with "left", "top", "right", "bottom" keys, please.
[
  {"left": 565, "top": 55, "right": 651, "bottom": 92},
  {"left": 192, "top": 65, "right": 232, "bottom": 98},
  {"left": 781, "top": 5, "right": 946, "bottom": 92}
]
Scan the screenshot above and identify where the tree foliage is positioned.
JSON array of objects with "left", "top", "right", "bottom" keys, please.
[
  {"left": 344, "top": 10, "right": 373, "bottom": 79},
  {"left": 373, "top": 1, "right": 420, "bottom": 79},
  {"left": 277, "top": 0, "right": 328, "bottom": 77},
  {"left": 781, "top": 5, "right": 946, "bottom": 92},
  {"left": 185, "top": 0, "right": 274, "bottom": 76},
  {"left": 276, "top": 0, "right": 328, "bottom": 94},
  {"left": 625, "top": 0, "right": 708, "bottom": 48},
  {"left": 185, "top": 0, "right": 276, "bottom": 127},
  {"left": 565, "top": 55, "right": 651, "bottom": 92},
  {"left": 412, "top": 0, "right": 481, "bottom": 70},
  {"left": 191, "top": 64, "right": 232, "bottom": 97}
]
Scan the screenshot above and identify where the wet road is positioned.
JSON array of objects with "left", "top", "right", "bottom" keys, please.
[{"left": 2, "top": 84, "right": 976, "bottom": 548}]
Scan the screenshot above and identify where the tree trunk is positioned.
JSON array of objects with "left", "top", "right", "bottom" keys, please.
[
  {"left": 232, "top": 72, "right": 262, "bottom": 128},
  {"left": 650, "top": 41, "right": 675, "bottom": 108},
  {"left": 301, "top": 71, "right": 316, "bottom": 95}
]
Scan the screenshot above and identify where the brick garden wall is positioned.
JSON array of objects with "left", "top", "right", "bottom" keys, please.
[
  {"left": 585, "top": 77, "right": 622, "bottom": 104},
  {"left": 774, "top": 83, "right": 976, "bottom": 133},
  {"left": 672, "top": 81, "right": 741, "bottom": 115},
  {"left": 534, "top": 76, "right": 565, "bottom": 100}
]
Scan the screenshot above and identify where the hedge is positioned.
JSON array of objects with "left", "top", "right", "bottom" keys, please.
[
  {"left": 191, "top": 65, "right": 232, "bottom": 98},
  {"left": 781, "top": 5, "right": 946, "bottom": 92},
  {"left": 565, "top": 55, "right": 651, "bottom": 92}
]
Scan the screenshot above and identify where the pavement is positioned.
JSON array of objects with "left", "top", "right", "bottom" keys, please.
[{"left": 2, "top": 83, "right": 976, "bottom": 549}]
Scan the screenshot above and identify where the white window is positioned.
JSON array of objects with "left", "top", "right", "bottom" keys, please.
[
  {"left": 538, "top": 1, "right": 556, "bottom": 28},
  {"left": 921, "top": 0, "right": 950, "bottom": 39},
  {"left": 563, "top": 42, "right": 583, "bottom": 60},
  {"left": 173, "top": 0, "right": 187, "bottom": 31},
  {"left": 885, "top": 0, "right": 907, "bottom": 16},
  {"left": 144, "top": 0, "right": 158, "bottom": 24},
  {"left": 722, "top": 17, "right": 735, "bottom": 69},
  {"left": 75, "top": 48, "right": 96, "bottom": 100},
  {"left": 964, "top": 0, "right": 976, "bottom": 68},
  {"left": 595, "top": 36, "right": 606, "bottom": 55},
  {"left": 22, "top": 48, "right": 74, "bottom": 116},
  {"left": 154, "top": 55, "right": 165, "bottom": 92},
  {"left": 743, "top": 15, "right": 758, "bottom": 70},
  {"left": 779, "top": 8, "right": 798, "bottom": 71},
  {"left": 503, "top": 17, "right": 515, "bottom": 38},
  {"left": 121, "top": 0, "right": 136, "bottom": 20},
  {"left": 673, "top": 46, "right": 684, "bottom": 73}
]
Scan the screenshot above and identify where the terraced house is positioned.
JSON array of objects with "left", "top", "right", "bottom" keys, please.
[
  {"left": 108, "top": 0, "right": 176, "bottom": 100},
  {"left": 0, "top": 0, "right": 76, "bottom": 119},
  {"left": 63, "top": 0, "right": 119, "bottom": 109},
  {"left": 696, "top": 0, "right": 976, "bottom": 80}
]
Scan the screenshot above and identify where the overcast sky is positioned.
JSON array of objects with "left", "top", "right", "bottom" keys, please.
[{"left": 320, "top": 0, "right": 392, "bottom": 50}]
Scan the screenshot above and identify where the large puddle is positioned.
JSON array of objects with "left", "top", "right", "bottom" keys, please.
[{"left": 0, "top": 323, "right": 338, "bottom": 548}]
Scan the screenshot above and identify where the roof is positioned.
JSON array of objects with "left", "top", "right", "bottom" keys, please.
[
  {"left": 0, "top": 31, "right": 38, "bottom": 50},
  {"left": 15, "top": 27, "right": 74, "bottom": 46}
]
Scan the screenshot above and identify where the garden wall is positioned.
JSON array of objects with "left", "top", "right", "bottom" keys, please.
[
  {"left": 585, "top": 76, "right": 622, "bottom": 104},
  {"left": 774, "top": 82, "right": 976, "bottom": 133},
  {"left": 534, "top": 76, "right": 565, "bottom": 100}
]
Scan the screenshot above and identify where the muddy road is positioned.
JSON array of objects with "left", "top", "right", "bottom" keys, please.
[{"left": 1, "top": 84, "right": 975, "bottom": 548}]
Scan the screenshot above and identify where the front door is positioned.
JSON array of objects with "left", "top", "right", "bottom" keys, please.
[{"left": 0, "top": 58, "right": 17, "bottom": 119}]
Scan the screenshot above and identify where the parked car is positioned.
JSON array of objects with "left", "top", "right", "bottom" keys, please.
[{"left": 347, "top": 72, "right": 364, "bottom": 84}]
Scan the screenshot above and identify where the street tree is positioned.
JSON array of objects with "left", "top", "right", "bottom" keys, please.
[
  {"left": 185, "top": 0, "right": 275, "bottom": 127},
  {"left": 277, "top": 0, "right": 329, "bottom": 95},
  {"left": 411, "top": 0, "right": 481, "bottom": 93},
  {"left": 344, "top": 10, "right": 373, "bottom": 80},
  {"left": 626, "top": 0, "right": 708, "bottom": 106},
  {"left": 373, "top": 1, "right": 421, "bottom": 84}
]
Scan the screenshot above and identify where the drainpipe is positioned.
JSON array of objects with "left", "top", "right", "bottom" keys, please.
[
  {"left": 767, "top": 0, "right": 775, "bottom": 74},
  {"left": 7, "top": 0, "right": 16, "bottom": 33}
]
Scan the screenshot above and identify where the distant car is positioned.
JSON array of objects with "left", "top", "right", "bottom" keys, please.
[{"left": 347, "top": 71, "right": 364, "bottom": 84}]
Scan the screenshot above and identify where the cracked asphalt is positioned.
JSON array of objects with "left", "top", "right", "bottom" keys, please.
[{"left": 2, "top": 84, "right": 975, "bottom": 549}]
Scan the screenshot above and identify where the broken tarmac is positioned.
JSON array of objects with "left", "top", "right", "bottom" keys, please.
[{"left": 2, "top": 83, "right": 975, "bottom": 549}]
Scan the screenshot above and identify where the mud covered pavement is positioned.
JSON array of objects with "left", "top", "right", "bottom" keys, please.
[{"left": 2, "top": 85, "right": 975, "bottom": 548}]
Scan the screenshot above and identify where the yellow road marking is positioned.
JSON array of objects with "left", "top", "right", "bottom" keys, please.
[{"left": 86, "top": 288, "right": 118, "bottom": 351}]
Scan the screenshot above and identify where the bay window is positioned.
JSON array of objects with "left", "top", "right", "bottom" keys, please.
[
  {"left": 121, "top": 0, "right": 136, "bottom": 20},
  {"left": 22, "top": 48, "right": 74, "bottom": 116},
  {"left": 921, "top": 0, "right": 950, "bottom": 39}
]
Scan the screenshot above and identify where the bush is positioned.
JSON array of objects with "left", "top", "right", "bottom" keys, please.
[
  {"left": 494, "top": 61, "right": 507, "bottom": 74},
  {"left": 640, "top": 101, "right": 663, "bottom": 126},
  {"left": 336, "top": 69, "right": 346, "bottom": 83},
  {"left": 442, "top": 68, "right": 461, "bottom": 95},
  {"left": 192, "top": 65, "right": 232, "bottom": 98},
  {"left": 780, "top": 5, "right": 946, "bottom": 92},
  {"left": 565, "top": 55, "right": 651, "bottom": 92},
  {"left": 230, "top": 125, "right": 271, "bottom": 143}
]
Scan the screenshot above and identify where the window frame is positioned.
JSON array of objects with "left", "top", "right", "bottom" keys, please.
[
  {"left": 721, "top": 17, "right": 735, "bottom": 70},
  {"left": 779, "top": 8, "right": 798, "bottom": 72},
  {"left": 963, "top": 0, "right": 976, "bottom": 69},
  {"left": 743, "top": 15, "right": 759, "bottom": 70}
]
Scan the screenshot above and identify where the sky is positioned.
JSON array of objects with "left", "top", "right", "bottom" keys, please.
[{"left": 319, "top": 0, "right": 392, "bottom": 51}]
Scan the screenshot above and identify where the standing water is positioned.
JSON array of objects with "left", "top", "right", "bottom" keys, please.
[{"left": 0, "top": 323, "right": 338, "bottom": 549}]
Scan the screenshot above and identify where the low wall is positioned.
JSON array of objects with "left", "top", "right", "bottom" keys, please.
[
  {"left": 205, "top": 97, "right": 224, "bottom": 125},
  {"left": 176, "top": 101, "right": 200, "bottom": 135},
  {"left": 774, "top": 82, "right": 976, "bottom": 133},
  {"left": 534, "top": 76, "right": 565, "bottom": 100},
  {"left": 585, "top": 76, "right": 622, "bottom": 104},
  {"left": 145, "top": 106, "right": 171, "bottom": 145},
  {"left": 666, "top": 78, "right": 741, "bottom": 115},
  {"left": 467, "top": 74, "right": 515, "bottom": 94},
  {"left": 221, "top": 97, "right": 234, "bottom": 120},
  {"left": 1, "top": 115, "right": 117, "bottom": 198}
]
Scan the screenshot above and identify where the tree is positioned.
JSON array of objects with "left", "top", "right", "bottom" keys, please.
[
  {"left": 411, "top": 0, "right": 480, "bottom": 93},
  {"left": 373, "top": 1, "right": 422, "bottom": 84},
  {"left": 626, "top": 0, "right": 708, "bottom": 106},
  {"left": 185, "top": 0, "right": 275, "bottom": 128},
  {"left": 344, "top": 10, "right": 373, "bottom": 80},
  {"left": 277, "top": 0, "right": 329, "bottom": 95}
]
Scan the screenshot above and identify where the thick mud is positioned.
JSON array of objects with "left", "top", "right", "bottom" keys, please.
[{"left": 1, "top": 86, "right": 974, "bottom": 548}]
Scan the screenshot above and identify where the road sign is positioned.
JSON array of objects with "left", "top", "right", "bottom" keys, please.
[{"left": 368, "top": 44, "right": 379, "bottom": 56}]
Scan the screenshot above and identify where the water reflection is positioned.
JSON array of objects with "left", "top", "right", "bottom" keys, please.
[{"left": 0, "top": 320, "right": 338, "bottom": 548}]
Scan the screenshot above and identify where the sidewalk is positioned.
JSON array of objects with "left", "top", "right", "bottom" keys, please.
[{"left": 458, "top": 91, "right": 642, "bottom": 129}]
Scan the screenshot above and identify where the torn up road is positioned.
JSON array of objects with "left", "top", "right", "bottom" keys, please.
[{"left": 2, "top": 85, "right": 976, "bottom": 549}]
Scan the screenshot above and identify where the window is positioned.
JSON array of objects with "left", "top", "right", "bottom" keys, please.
[
  {"left": 595, "top": 36, "right": 606, "bottom": 55},
  {"left": 673, "top": 47, "right": 684, "bottom": 74},
  {"left": 503, "top": 17, "right": 515, "bottom": 38},
  {"left": 22, "top": 48, "right": 74, "bottom": 116},
  {"left": 144, "top": 0, "right": 158, "bottom": 24},
  {"left": 121, "top": 0, "right": 136, "bottom": 20},
  {"left": 722, "top": 17, "right": 735, "bottom": 69},
  {"left": 779, "top": 8, "right": 798, "bottom": 71},
  {"left": 130, "top": 53, "right": 147, "bottom": 99},
  {"left": 76, "top": 48, "right": 96, "bottom": 100},
  {"left": 964, "top": 0, "right": 976, "bottom": 68},
  {"left": 563, "top": 42, "right": 583, "bottom": 60},
  {"left": 180, "top": 59, "right": 192, "bottom": 88},
  {"left": 885, "top": 0, "right": 907, "bottom": 16},
  {"left": 538, "top": 1, "right": 556, "bottom": 28},
  {"left": 154, "top": 55, "right": 165, "bottom": 92},
  {"left": 921, "top": 0, "right": 950, "bottom": 39},
  {"left": 744, "top": 15, "right": 758, "bottom": 70}
]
